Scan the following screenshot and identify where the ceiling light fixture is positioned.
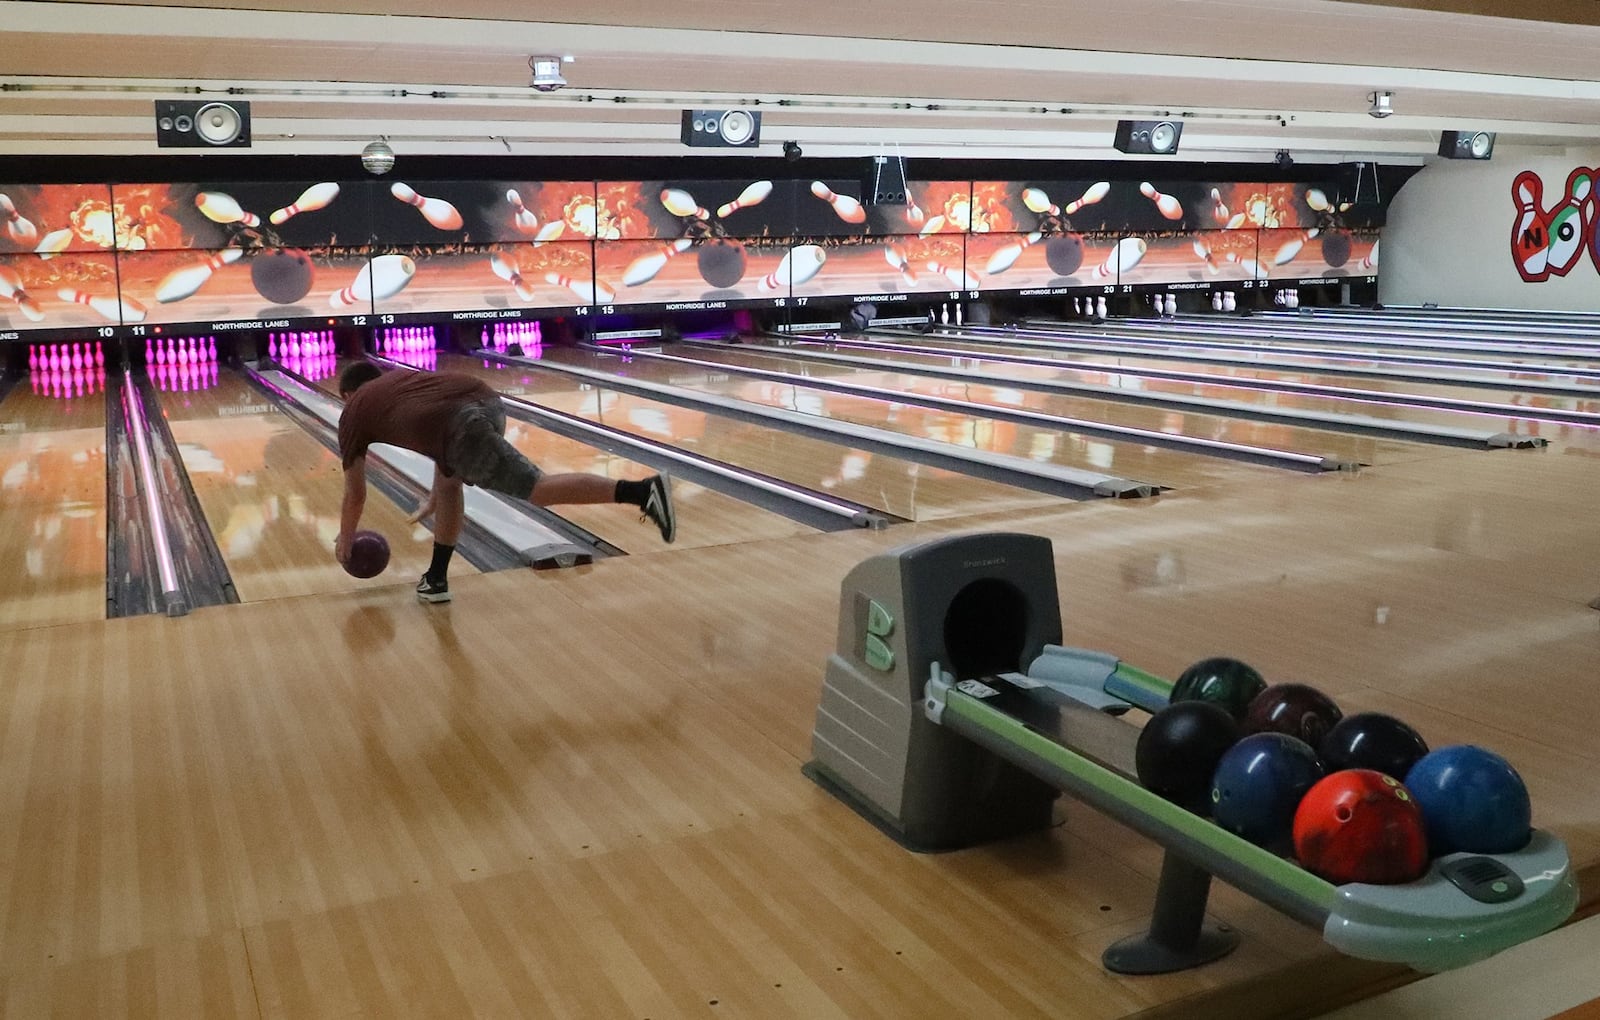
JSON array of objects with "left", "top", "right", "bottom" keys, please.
[{"left": 1368, "top": 91, "right": 1394, "bottom": 119}]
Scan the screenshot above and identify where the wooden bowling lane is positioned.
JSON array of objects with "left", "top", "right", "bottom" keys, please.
[
  {"left": 943, "top": 324, "right": 1600, "bottom": 384},
  {"left": 156, "top": 369, "right": 477, "bottom": 601},
  {"left": 414, "top": 355, "right": 818, "bottom": 551},
  {"left": 687, "top": 342, "right": 1435, "bottom": 469},
  {"left": 1108, "top": 317, "right": 1600, "bottom": 361},
  {"left": 534, "top": 346, "right": 1342, "bottom": 490},
  {"left": 0, "top": 377, "right": 108, "bottom": 631},
  {"left": 895, "top": 331, "right": 1600, "bottom": 446},
  {"left": 428, "top": 355, "right": 1061, "bottom": 522}
]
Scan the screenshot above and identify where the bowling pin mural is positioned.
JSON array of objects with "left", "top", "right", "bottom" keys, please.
[
  {"left": 488, "top": 253, "right": 537, "bottom": 300},
  {"left": 1273, "top": 228, "right": 1321, "bottom": 266},
  {"left": 330, "top": 254, "right": 416, "bottom": 308},
  {"left": 1305, "top": 188, "right": 1331, "bottom": 213},
  {"left": 1064, "top": 182, "right": 1111, "bottom": 216},
  {"left": 1139, "top": 182, "right": 1184, "bottom": 221},
  {"left": 883, "top": 244, "right": 918, "bottom": 287},
  {"left": 155, "top": 247, "right": 245, "bottom": 303},
  {"left": 59, "top": 288, "right": 148, "bottom": 322},
  {"left": 1092, "top": 237, "right": 1148, "bottom": 279},
  {"left": 506, "top": 190, "right": 539, "bottom": 235},
  {"left": 531, "top": 220, "right": 566, "bottom": 245},
  {"left": 926, "top": 261, "right": 978, "bottom": 290},
  {"left": 717, "top": 181, "right": 773, "bottom": 218},
  {"left": 1210, "top": 188, "right": 1230, "bottom": 225},
  {"left": 660, "top": 188, "right": 710, "bottom": 220},
  {"left": 622, "top": 238, "right": 693, "bottom": 286},
  {"left": 270, "top": 182, "right": 340, "bottom": 225},
  {"left": 0, "top": 264, "right": 45, "bottom": 321},
  {"left": 1360, "top": 239, "right": 1380, "bottom": 271},
  {"left": 1193, "top": 236, "right": 1221, "bottom": 275},
  {"left": 0, "top": 193, "right": 39, "bottom": 245},
  {"left": 1021, "top": 188, "right": 1059, "bottom": 216},
  {"left": 1511, "top": 172, "right": 1552, "bottom": 281},
  {"left": 195, "top": 191, "right": 260, "bottom": 227},
  {"left": 545, "top": 272, "right": 616, "bottom": 304},
  {"left": 809, "top": 182, "right": 866, "bottom": 224},
  {"left": 760, "top": 245, "right": 827, "bottom": 291},
  {"left": 1544, "top": 171, "right": 1592, "bottom": 276},
  {"left": 34, "top": 229, "right": 75, "bottom": 258},
  {"left": 985, "top": 232, "right": 1043, "bottom": 275},
  {"left": 390, "top": 182, "right": 464, "bottom": 231}
]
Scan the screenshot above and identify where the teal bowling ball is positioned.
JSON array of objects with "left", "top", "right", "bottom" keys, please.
[{"left": 1171, "top": 657, "right": 1268, "bottom": 720}]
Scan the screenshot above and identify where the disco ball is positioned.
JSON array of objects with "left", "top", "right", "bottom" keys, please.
[{"left": 361, "top": 140, "right": 396, "bottom": 175}]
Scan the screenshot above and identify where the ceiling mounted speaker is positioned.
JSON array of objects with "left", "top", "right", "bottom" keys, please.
[
  {"left": 155, "top": 100, "right": 251, "bottom": 148},
  {"left": 1114, "top": 119, "right": 1182, "bottom": 156},
  {"left": 680, "top": 109, "right": 762, "bottom": 148},
  {"left": 1438, "top": 130, "right": 1495, "bottom": 160}
]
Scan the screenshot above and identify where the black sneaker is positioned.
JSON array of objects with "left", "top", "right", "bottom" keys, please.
[
  {"left": 640, "top": 475, "right": 676, "bottom": 544},
  {"left": 416, "top": 574, "right": 452, "bottom": 603}
]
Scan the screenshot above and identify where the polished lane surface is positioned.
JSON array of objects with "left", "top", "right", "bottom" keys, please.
[
  {"left": 159, "top": 370, "right": 478, "bottom": 602},
  {"left": 531, "top": 347, "right": 1308, "bottom": 490},
  {"left": 0, "top": 376, "right": 108, "bottom": 630}
]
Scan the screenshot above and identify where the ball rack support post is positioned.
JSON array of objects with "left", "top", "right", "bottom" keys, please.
[{"left": 1102, "top": 851, "right": 1240, "bottom": 974}]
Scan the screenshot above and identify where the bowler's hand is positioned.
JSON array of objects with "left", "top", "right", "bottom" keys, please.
[
  {"left": 335, "top": 531, "right": 353, "bottom": 565},
  {"left": 407, "top": 495, "right": 436, "bottom": 525}
]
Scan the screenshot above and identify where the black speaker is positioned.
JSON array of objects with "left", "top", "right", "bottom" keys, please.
[
  {"left": 1113, "top": 119, "right": 1182, "bottom": 155},
  {"left": 680, "top": 109, "right": 761, "bottom": 148},
  {"left": 1438, "top": 130, "right": 1495, "bottom": 160},
  {"left": 864, "top": 155, "right": 908, "bottom": 205},
  {"left": 155, "top": 100, "right": 251, "bottom": 148}
]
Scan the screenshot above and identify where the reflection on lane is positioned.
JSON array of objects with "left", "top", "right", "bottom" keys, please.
[
  {"left": 0, "top": 374, "right": 109, "bottom": 629},
  {"left": 160, "top": 369, "right": 471, "bottom": 602},
  {"left": 533, "top": 347, "right": 1288, "bottom": 489},
  {"left": 442, "top": 352, "right": 1057, "bottom": 521}
]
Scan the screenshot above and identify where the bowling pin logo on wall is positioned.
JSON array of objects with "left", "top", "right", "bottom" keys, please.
[{"left": 1509, "top": 167, "right": 1598, "bottom": 283}]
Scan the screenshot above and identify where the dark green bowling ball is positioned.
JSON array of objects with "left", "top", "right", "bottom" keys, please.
[{"left": 1170, "top": 657, "right": 1268, "bottom": 720}]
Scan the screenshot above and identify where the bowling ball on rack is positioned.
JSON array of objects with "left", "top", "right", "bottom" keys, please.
[
  {"left": 1292, "top": 769, "right": 1429, "bottom": 885},
  {"left": 1405, "top": 745, "right": 1532, "bottom": 856},
  {"left": 1170, "top": 657, "right": 1268, "bottom": 720},
  {"left": 1319, "top": 712, "right": 1429, "bottom": 781},
  {"left": 697, "top": 238, "right": 747, "bottom": 288},
  {"left": 251, "top": 248, "right": 315, "bottom": 305},
  {"left": 1320, "top": 232, "right": 1353, "bottom": 268},
  {"left": 1209, "top": 732, "right": 1325, "bottom": 853},
  {"left": 1135, "top": 701, "right": 1239, "bottom": 814},
  {"left": 1043, "top": 234, "right": 1084, "bottom": 277},
  {"left": 1245, "top": 683, "right": 1344, "bottom": 747},
  {"left": 343, "top": 529, "right": 390, "bottom": 579}
]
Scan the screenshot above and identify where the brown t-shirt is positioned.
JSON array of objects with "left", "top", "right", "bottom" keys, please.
[{"left": 339, "top": 370, "right": 496, "bottom": 469}]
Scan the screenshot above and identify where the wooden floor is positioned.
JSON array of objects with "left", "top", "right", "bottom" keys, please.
[{"left": 0, "top": 382, "right": 1596, "bottom": 1017}]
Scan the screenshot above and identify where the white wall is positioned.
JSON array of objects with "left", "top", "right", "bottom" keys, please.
[{"left": 1381, "top": 147, "right": 1600, "bottom": 312}]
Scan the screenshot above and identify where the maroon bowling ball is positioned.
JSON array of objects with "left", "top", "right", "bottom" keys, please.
[
  {"left": 1245, "top": 683, "right": 1344, "bottom": 747},
  {"left": 344, "top": 529, "right": 390, "bottom": 579},
  {"left": 251, "top": 248, "right": 316, "bottom": 304},
  {"left": 697, "top": 238, "right": 747, "bottom": 288},
  {"left": 1044, "top": 235, "right": 1084, "bottom": 276}
]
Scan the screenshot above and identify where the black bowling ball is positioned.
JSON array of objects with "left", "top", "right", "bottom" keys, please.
[
  {"left": 251, "top": 248, "right": 315, "bottom": 305},
  {"left": 1321, "top": 232, "right": 1352, "bottom": 268},
  {"left": 1135, "top": 701, "right": 1240, "bottom": 813},
  {"left": 1044, "top": 235, "right": 1084, "bottom": 276},
  {"left": 697, "top": 238, "right": 747, "bottom": 288},
  {"left": 1318, "top": 711, "right": 1429, "bottom": 780}
]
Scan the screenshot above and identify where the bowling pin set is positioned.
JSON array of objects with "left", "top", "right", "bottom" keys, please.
[
  {"left": 277, "top": 351, "right": 339, "bottom": 383},
  {"left": 26, "top": 342, "right": 106, "bottom": 400},
  {"left": 1271, "top": 289, "right": 1302, "bottom": 309},
  {"left": 1209, "top": 292, "right": 1240, "bottom": 312},
  {"left": 266, "top": 330, "right": 337, "bottom": 359},
  {"left": 935, "top": 303, "right": 964, "bottom": 327},
  {"left": 146, "top": 334, "right": 221, "bottom": 393},
  {"left": 1069, "top": 296, "right": 1112, "bottom": 319},
  {"left": 480, "top": 321, "right": 543, "bottom": 351},
  {"left": 1146, "top": 294, "right": 1179, "bottom": 317},
  {"left": 375, "top": 325, "right": 438, "bottom": 354}
]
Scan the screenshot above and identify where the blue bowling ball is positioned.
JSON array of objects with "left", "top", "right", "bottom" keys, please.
[
  {"left": 1210, "top": 732, "right": 1324, "bottom": 853},
  {"left": 1405, "top": 745, "right": 1532, "bottom": 856}
]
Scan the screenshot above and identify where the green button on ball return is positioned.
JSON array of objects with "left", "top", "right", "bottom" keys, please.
[
  {"left": 864, "top": 634, "right": 894, "bottom": 672},
  {"left": 867, "top": 600, "right": 894, "bottom": 637}
]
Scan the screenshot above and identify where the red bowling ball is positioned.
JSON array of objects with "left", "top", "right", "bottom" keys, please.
[
  {"left": 1293, "top": 769, "right": 1429, "bottom": 885},
  {"left": 1246, "top": 683, "right": 1343, "bottom": 747}
]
